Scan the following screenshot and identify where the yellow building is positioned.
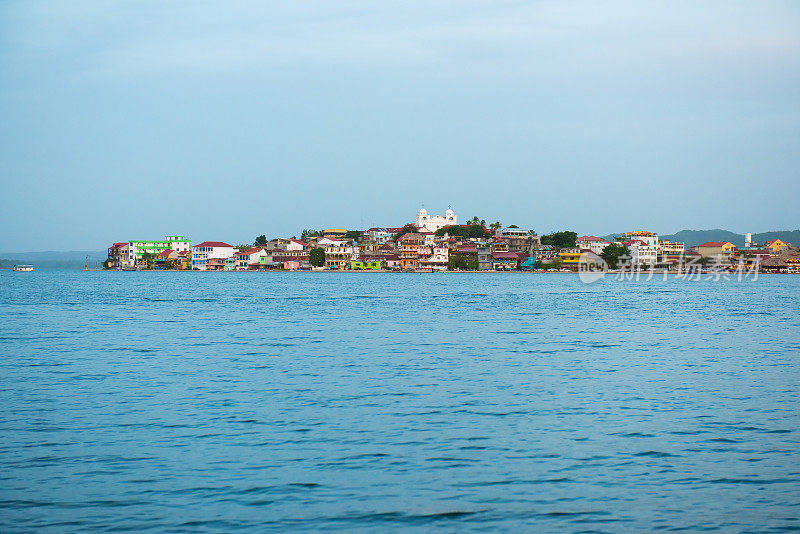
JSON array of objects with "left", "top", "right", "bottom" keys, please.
[
  {"left": 694, "top": 241, "right": 737, "bottom": 258},
  {"left": 323, "top": 229, "right": 348, "bottom": 240},
  {"left": 765, "top": 239, "right": 790, "bottom": 254},
  {"left": 558, "top": 250, "right": 582, "bottom": 267}
]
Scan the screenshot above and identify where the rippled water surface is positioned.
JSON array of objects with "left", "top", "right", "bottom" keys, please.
[{"left": 1, "top": 271, "right": 799, "bottom": 532}]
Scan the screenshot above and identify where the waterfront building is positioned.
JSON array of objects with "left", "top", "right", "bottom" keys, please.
[
  {"left": 415, "top": 207, "right": 457, "bottom": 233},
  {"left": 659, "top": 240, "right": 685, "bottom": 255},
  {"left": 350, "top": 257, "right": 387, "bottom": 270},
  {"left": 477, "top": 244, "right": 492, "bottom": 271},
  {"left": 418, "top": 245, "right": 449, "bottom": 271},
  {"left": 491, "top": 251, "right": 519, "bottom": 270},
  {"left": 258, "top": 254, "right": 308, "bottom": 270},
  {"left": 618, "top": 231, "right": 659, "bottom": 250},
  {"left": 621, "top": 239, "right": 658, "bottom": 267},
  {"left": 129, "top": 235, "right": 191, "bottom": 266},
  {"left": 318, "top": 239, "right": 354, "bottom": 270},
  {"left": 155, "top": 249, "right": 187, "bottom": 269},
  {"left": 693, "top": 241, "right": 737, "bottom": 259},
  {"left": 558, "top": 249, "right": 583, "bottom": 269},
  {"left": 106, "top": 242, "right": 128, "bottom": 269},
  {"left": 761, "top": 248, "right": 800, "bottom": 273},
  {"left": 656, "top": 240, "right": 686, "bottom": 268},
  {"left": 501, "top": 228, "right": 541, "bottom": 254},
  {"left": 764, "top": 239, "right": 791, "bottom": 254},
  {"left": 191, "top": 241, "right": 235, "bottom": 270},
  {"left": 399, "top": 233, "right": 424, "bottom": 270},
  {"left": 532, "top": 246, "right": 559, "bottom": 264},
  {"left": 206, "top": 258, "right": 226, "bottom": 271},
  {"left": 235, "top": 247, "right": 269, "bottom": 270},
  {"left": 576, "top": 235, "right": 610, "bottom": 255}
]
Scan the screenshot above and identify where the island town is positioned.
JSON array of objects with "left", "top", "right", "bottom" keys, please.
[{"left": 104, "top": 207, "right": 800, "bottom": 274}]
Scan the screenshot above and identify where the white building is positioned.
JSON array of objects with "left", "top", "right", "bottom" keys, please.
[
  {"left": 286, "top": 239, "right": 307, "bottom": 251},
  {"left": 500, "top": 228, "right": 529, "bottom": 238},
  {"left": 364, "top": 228, "right": 393, "bottom": 244},
  {"left": 318, "top": 239, "right": 355, "bottom": 269},
  {"left": 576, "top": 235, "right": 611, "bottom": 255},
  {"left": 235, "top": 247, "right": 269, "bottom": 270},
  {"left": 191, "top": 241, "right": 235, "bottom": 270},
  {"left": 625, "top": 239, "right": 658, "bottom": 267},
  {"left": 419, "top": 245, "right": 449, "bottom": 271},
  {"left": 660, "top": 241, "right": 685, "bottom": 255},
  {"left": 619, "top": 231, "right": 659, "bottom": 249},
  {"left": 415, "top": 207, "right": 456, "bottom": 233}
]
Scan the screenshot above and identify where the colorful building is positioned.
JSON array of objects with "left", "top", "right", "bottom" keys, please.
[
  {"left": 129, "top": 235, "right": 191, "bottom": 266},
  {"left": 191, "top": 241, "right": 235, "bottom": 270},
  {"left": 399, "top": 233, "right": 424, "bottom": 270},
  {"left": 323, "top": 229, "right": 348, "bottom": 240},
  {"left": 764, "top": 239, "right": 790, "bottom": 254},
  {"left": 235, "top": 247, "right": 269, "bottom": 270},
  {"left": 350, "top": 258, "right": 387, "bottom": 270},
  {"left": 557, "top": 250, "right": 582, "bottom": 269},
  {"left": 576, "top": 235, "right": 610, "bottom": 255},
  {"left": 106, "top": 242, "right": 129, "bottom": 269},
  {"left": 491, "top": 251, "right": 519, "bottom": 270},
  {"left": 693, "top": 241, "right": 737, "bottom": 259}
]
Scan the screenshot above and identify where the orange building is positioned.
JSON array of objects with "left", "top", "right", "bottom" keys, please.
[{"left": 399, "top": 233, "right": 423, "bottom": 270}]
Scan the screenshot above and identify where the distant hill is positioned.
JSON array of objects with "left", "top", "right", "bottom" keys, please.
[
  {"left": 600, "top": 230, "right": 799, "bottom": 249},
  {"left": 0, "top": 250, "right": 106, "bottom": 270},
  {"left": 660, "top": 229, "right": 745, "bottom": 249},
  {"left": 752, "top": 230, "right": 800, "bottom": 246}
]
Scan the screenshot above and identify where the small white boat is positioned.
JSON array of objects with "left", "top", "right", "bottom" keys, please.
[{"left": 12, "top": 264, "right": 34, "bottom": 272}]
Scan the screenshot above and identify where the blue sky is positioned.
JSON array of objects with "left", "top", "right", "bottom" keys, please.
[{"left": 1, "top": 1, "right": 799, "bottom": 251}]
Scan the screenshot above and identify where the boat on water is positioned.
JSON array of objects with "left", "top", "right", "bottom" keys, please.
[{"left": 12, "top": 264, "right": 34, "bottom": 272}]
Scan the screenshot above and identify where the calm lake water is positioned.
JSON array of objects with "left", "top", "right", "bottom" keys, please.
[{"left": 1, "top": 271, "right": 799, "bottom": 532}]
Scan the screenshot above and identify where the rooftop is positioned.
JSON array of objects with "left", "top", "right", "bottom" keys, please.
[{"left": 194, "top": 241, "right": 233, "bottom": 248}]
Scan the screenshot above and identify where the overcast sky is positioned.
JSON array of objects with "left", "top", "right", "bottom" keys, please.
[{"left": 1, "top": 1, "right": 798, "bottom": 251}]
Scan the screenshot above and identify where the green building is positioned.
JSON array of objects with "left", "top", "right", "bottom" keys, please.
[
  {"left": 350, "top": 259, "right": 386, "bottom": 270},
  {"left": 129, "top": 235, "right": 191, "bottom": 265}
]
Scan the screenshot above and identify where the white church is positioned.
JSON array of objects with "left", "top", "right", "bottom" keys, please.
[{"left": 415, "top": 206, "right": 457, "bottom": 233}]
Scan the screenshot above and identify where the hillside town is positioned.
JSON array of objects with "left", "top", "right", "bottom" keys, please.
[{"left": 105, "top": 207, "right": 800, "bottom": 274}]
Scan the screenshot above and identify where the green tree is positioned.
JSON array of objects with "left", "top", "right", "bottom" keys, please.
[
  {"left": 141, "top": 252, "right": 154, "bottom": 269},
  {"left": 345, "top": 230, "right": 362, "bottom": 240},
  {"left": 489, "top": 221, "right": 502, "bottom": 233},
  {"left": 102, "top": 259, "right": 110, "bottom": 269},
  {"left": 600, "top": 243, "right": 630, "bottom": 269},
  {"left": 254, "top": 235, "right": 267, "bottom": 246},
  {"left": 435, "top": 225, "right": 466, "bottom": 237},
  {"left": 301, "top": 229, "right": 322, "bottom": 241},
  {"left": 448, "top": 251, "right": 479, "bottom": 270},
  {"left": 437, "top": 224, "right": 492, "bottom": 239},
  {"left": 508, "top": 225, "right": 519, "bottom": 228},
  {"left": 393, "top": 223, "right": 418, "bottom": 239},
  {"left": 309, "top": 248, "right": 326, "bottom": 267},
  {"left": 541, "top": 231, "right": 578, "bottom": 249}
]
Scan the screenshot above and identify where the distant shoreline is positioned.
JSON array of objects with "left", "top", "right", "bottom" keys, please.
[{"left": 71, "top": 269, "right": 794, "bottom": 275}]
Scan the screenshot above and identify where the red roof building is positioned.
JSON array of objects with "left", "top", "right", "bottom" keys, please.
[{"left": 194, "top": 241, "right": 233, "bottom": 248}]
